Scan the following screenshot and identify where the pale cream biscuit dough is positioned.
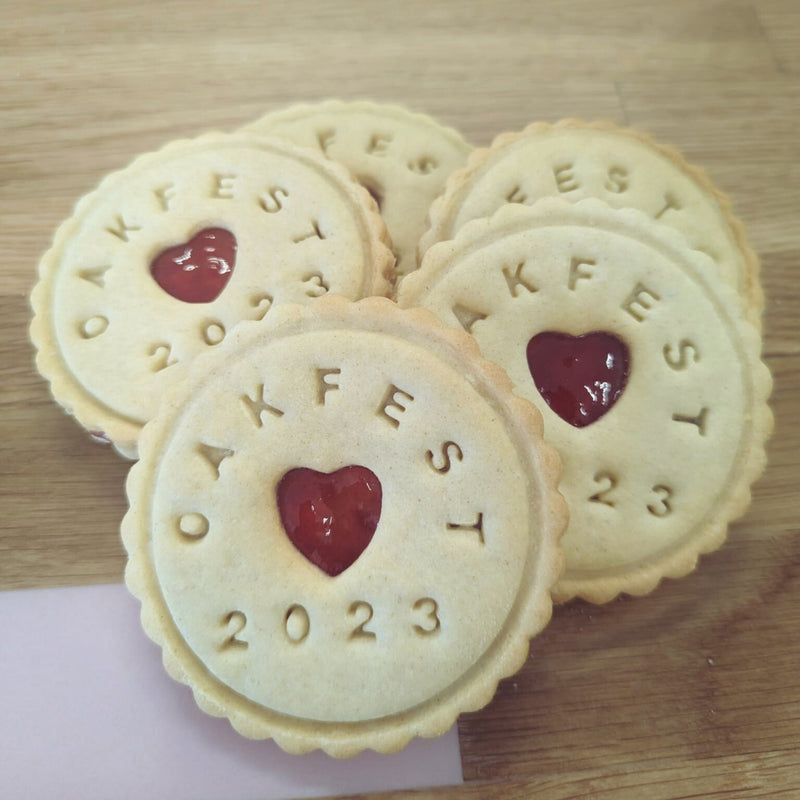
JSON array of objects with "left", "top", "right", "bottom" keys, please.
[
  {"left": 400, "top": 199, "right": 772, "bottom": 603},
  {"left": 122, "top": 295, "right": 566, "bottom": 757},
  {"left": 420, "top": 119, "right": 763, "bottom": 324},
  {"left": 30, "top": 133, "right": 394, "bottom": 459},
  {"left": 242, "top": 100, "right": 472, "bottom": 282}
]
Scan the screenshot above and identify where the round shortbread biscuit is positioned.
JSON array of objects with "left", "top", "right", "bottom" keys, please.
[
  {"left": 122, "top": 295, "right": 566, "bottom": 756},
  {"left": 242, "top": 100, "right": 472, "bottom": 281},
  {"left": 400, "top": 199, "right": 772, "bottom": 604},
  {"left": 30, "top": 133, "right": 394, "bottom": 458},
  {"left": 420, "top": 119, "right": 763, "bottom": 324}
]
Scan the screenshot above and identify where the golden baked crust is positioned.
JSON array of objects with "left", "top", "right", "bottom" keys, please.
[
  {"left": 122, "top": 295, "right": 566, "bottom": 756},
  {"left": 420, "top": 118, "right": 763, "bottom": 326},
  {"left": 30, "top": 132, "right": 394, "bottom": 458},
  {"left": 401, "top": 198, "right": 772, "bottom": 603},
  {"left": 243, "top": 100, "right": 471, "bottom": 282}
]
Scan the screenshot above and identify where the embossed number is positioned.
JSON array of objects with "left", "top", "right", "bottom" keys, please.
[
  {"left": 588, "top": 473, "right": 675, "bottom": 517},
  {"left": 412, "top": 597, "right": 441, "bottom": 636},
  {"left": 647, "top": 485, "right": 674, "bottom": 517},
  {"left": 148, "top": 342, "right": 178, "bottom": 372},
  {"left": 589, "top": 471, "right": 618, "bottom": 507},
  {"left": 348, "top": 601, "right": 377, "bottom": 640},
  {"left": 302, "top": 272, "right": 329, "bottom": 297},
  {"left": 249, "top": 293, "right": 273, "bottom": 320},
  {"left": 202, "top": 320, "right": 226, "bottom": 345},
  {"left": 220, "top": 610, "right": 248, "bottom": 650},
  {"left": 284, "top": 604, "right": 310, "bottom": 644},
  {"left": 279, "top": 598, "right": 443, "bottom": 642}
]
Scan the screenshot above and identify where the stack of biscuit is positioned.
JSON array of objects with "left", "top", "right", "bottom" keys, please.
[
  {"left": 401, "top": 118, "right": 771, "bottom": 604},
  {"left": 29, "top": 101, "right": 772, "bottom": 756}
]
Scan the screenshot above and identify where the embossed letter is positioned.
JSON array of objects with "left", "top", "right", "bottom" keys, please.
[
  {"left": 259, "top": 186, "right": 289, "bottom": 214},
  {"left": 367, "top": 133, "right": 392, "bottom": 155},
  {"left": 568, "top": 257, "right": 596, "bottom": 290},
  {"left": 452, "top": 303, "right": 487, "bottom": 333},
  {"left": 197, "top": 443, "right": 234, "bottom": 478},
  {"left": 293, "top": 220, "right": 325, "bottom": 243},
  {"left": 212, "top": 173, "right": 236, "bottom": 199},
  {"left": 241, "top": 384, "right": 285, "bottom": 427},
  {"left": 201, "top": 321, "right": 226, "bottom": 346},
  {"left": 654, "top": 192, "right": 681, "bottom": 220},
  {"left": 79, "top": 316, "right": 109, "bottom": 339},
  {"left": 78, "top": 266, "right": 111, "bottom": 288},
  {"left": 663, "top": 339, "right": 700, "bottom": 371},
  {"left": 506, "top": 184, "right": 528, "bottom": 204},
  {"left": 554, "top": 163, "right": 579, "bottom": 193},
  {"left": 426, "top": 441, "right": 464, "bottom": 474},
  {"left": 317, "top": 368, "right": 341, "bottom": 405},
  {"left": 105, "top": 214, "right": 141, "bottom": 242},
  {"left": 672, "top": 407, "right": 709, "bottom": 436},
  {"left": 177, "top": 512, "right": 209, "bottom": 540},
  {"left": 317, "top": 128, "right": 336, "bottom": 153},
  {"left": 622, "top": 282, "right": 661, "bottom": 322},
  {"left": 502, "top": 261, "right": 537, "bottom": 297},
  {"left": 447, "top": 513, "right": 485, "bottom": 544},
  {"left": 154, "top": 183, "right": 176, "bottom": 211},
  {"left": 605, "top": 166, "right": 629, "bottom": 193},
  {"left": 407, "top": 156, "right": 437, "bottom": 174},
  {"left": 378, "top": 384, "right": 414, "bottom": 428}
]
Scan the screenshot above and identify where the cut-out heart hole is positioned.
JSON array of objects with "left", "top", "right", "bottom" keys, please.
[
  {"left": 277, "top": 466, "right": 382, "bottom": 577},
  {"left": 526, "top": 331, "right": 630, "bottom": 428},
  {"left": 150, "top": 227, "right": 236, "bottom": 303}
]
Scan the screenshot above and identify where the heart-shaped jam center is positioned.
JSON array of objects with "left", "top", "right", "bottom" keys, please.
[
  {"left": 150, "top": 227, "right": 236, "bottom": 303},
  {"left": 277, "top": 466, "right": 382, "bottom": 577},
  {"left": 526, "top": 331, "right": 630, "bottom": 428}
]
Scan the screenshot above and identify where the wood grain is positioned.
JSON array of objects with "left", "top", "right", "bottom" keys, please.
[
  {"left": 1, "top": 1, "right": 798, "bottom": 797},
  {"left": 331, "top": 750, "right": 800, "bottom": 799}
]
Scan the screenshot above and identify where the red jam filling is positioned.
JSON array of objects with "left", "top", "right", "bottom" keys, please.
[
  {"left": 526, "top": 331, "right": 630, "bottom": 427},
  {"left": 150, "top": 228, "right": 236, "bottom": 303},
  {"left": 276, "top": 466, "right": 382, "bottom": 577}
]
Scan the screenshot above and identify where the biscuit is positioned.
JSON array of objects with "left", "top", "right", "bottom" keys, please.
[
  {"left": 30, "top": 132, "right": 394, "bottom": 458},
  {"left": 121, "top": 295, "right": 566, "bottom": 756},
  {"left": 242, "top": 100, "right": 472, "bottom": 281},
  {"left": 420, "top": 119, "right": 763, "bottom": 324},
  {"left": 400, "top": 198, "right": 772, "bottom": 603}
]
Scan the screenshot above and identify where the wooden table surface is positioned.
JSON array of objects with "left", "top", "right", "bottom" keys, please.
[{"left": 2, "top": 1, "right": 799, "bottom": 797}]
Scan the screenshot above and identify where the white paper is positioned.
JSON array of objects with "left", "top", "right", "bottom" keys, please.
[{"left": 0, "top": 583, "right": 462, "bottom": 800}]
